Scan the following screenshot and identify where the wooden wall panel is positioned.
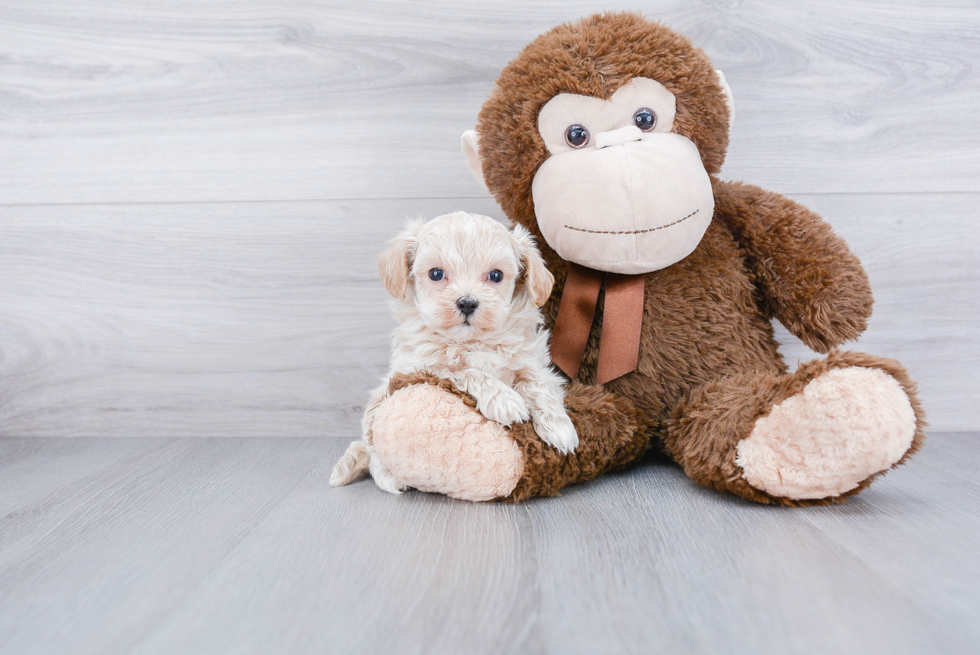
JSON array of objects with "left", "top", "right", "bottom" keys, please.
[
  {"left": 0, "top": 194, "right": 974, "bottom": 436},
  {"left": 0, "top": 1, "right": 975, "bottom": 435},
  {"left": 1, "top": 0, "right": 978, "bottom": 204}
]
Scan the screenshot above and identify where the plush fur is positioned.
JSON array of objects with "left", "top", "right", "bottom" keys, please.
[
  {"left": 368, "top": 371, "right": 649, "bottom": 503},
  {"left": 477, "top": 11, "right": 731, "bottom": 266},
  {"left": 736, "top": 367, "right": 916, "bottom": 499},
  {"left": 373, "top": 376, "right": 525, "bottom": 501},
  {"left": 330, "top": 211, "right": 577, "bottom": 494},
  {"left": 358, "top": 12, "right": 925, "bottom": 504},
  {"left": 664, "top": 350, "right": 926, "bottom": 505}
]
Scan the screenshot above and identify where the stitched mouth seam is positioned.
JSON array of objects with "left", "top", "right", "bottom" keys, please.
[{"left": 563, "top": 208, "right": 699, "bottom": 235}]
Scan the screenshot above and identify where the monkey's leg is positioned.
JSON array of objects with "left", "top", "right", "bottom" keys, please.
[
  {"left": 367, "top": 372, "right": 648, "bottom": 502},
  {"left": 663, "top": 351, "right": 926, "bottom": 505}
]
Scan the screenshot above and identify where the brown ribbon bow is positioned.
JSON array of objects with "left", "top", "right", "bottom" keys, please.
[{"left": 549, "top": 264, "right": 646, "bottom": 385}]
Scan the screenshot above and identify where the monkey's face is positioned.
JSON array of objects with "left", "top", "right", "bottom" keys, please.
[
  {"left": 463, "top": 13, "right": 735, "bottom": 277},
  {"left": 530, "top": 78, "right": 714, "bottom": 275}
]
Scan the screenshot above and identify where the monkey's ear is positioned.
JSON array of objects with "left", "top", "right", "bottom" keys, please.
[
  {"left": 715, "top": 70, "right": 735, "bottom": 129},
  {"left": 377, "top": 219, "right": 424, "bottom": 299},
  {"left": 461, "top": 130, "right": 490, "bottom": 193},
  {"left": 512, "top": 224, "right": 554, "bottom": 307}
]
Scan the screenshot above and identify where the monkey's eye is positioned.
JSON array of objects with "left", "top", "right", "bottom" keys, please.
[
  {"left": 564, "top": 124, "right": 590, "bottom": 148},
  {"left": 428, "top": 268, "right": 444, "bottom": 281},
  {"left": 632, "top": 107, "right": 657, "bottom": 132},
  {"left": 488, "top": 269, "right": 503, "bottom": 283}
]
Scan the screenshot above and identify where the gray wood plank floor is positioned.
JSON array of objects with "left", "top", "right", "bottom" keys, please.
[{"left": 0, "top": 434, "right": 977, "bottom": 655}]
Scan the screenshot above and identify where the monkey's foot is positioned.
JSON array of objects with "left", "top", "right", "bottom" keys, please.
[
  {"left": 666, "top": 351, "right": 926, "bottom": 506},
  {"left": 736, "top": 364, "right": 918, "bottom": 500},
  {"left": 372, "top": 381, "right": 524, "bottom": 501},
  {"left": 368, "top": 372, "right": 648, "bottom": 502}
]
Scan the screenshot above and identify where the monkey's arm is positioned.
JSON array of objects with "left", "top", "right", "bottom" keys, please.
[{"left": 712, "top": 179, "right": 873, "bottom": 353}]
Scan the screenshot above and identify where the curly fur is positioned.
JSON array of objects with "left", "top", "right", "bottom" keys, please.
[{"left": 330, "top": 212, "right": 578, "bottom": 494}]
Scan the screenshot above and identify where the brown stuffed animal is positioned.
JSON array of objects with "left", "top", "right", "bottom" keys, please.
[{"left": 366, "top": 12, "right": 925, "bottom": 505}]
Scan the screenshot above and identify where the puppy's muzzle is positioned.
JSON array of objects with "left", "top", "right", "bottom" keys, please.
[{"left": 456, "top": 297, "right": 479, "bottom": 316}]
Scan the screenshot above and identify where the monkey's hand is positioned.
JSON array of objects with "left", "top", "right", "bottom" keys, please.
[{"left": 712, "top": 179, "right": 874, "bottom": 352}]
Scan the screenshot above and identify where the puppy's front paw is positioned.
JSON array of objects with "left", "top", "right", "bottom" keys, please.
[
  {"left": 534, "top": 410, "right": 579, "bottom": 454},
  {"left": 476, "top": 386, "right": 530, "bottom": 427}
]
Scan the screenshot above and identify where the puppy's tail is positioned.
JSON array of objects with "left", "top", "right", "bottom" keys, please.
[{"left": 330, "top": 440, "right": 370, "bottom": 487}]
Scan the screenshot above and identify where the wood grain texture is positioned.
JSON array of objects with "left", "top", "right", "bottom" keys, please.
[
  {"left": 0, "top": 194, "right": 975, "bottom": 436},
  {"left": 0, "top": 435, "right": 977, "bottom": 654},
  {"left": 1, "top": 0, "right": 978, "bottom": 204},
  {"left": 0, "top": 438, "right": 334, "bottom": 655},
  {"left": 0, "top": 438, "right": 151, "bottom": 515}
]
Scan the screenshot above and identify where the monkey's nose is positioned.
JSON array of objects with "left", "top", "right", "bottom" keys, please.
[
  {"left": 594, "top": 125, "right": 643, "bottom": 149},
  {"left": 456, "top": 297, "right": 479, "bottom": 316}
]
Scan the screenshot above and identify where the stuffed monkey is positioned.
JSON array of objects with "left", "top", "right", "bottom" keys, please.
[{"left": 365, "top": 12, "right": 925, "bottom": 504}]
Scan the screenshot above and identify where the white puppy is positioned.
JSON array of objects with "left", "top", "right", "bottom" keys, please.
[{"left": 330, "top": 211, "right": 578, "bottom": 494}]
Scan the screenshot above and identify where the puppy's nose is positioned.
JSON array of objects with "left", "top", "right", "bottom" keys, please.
[{"left": 456, "top": 297, "right": 479, "bottom": 316}]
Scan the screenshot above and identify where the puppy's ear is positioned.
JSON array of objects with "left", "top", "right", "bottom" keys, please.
[
  {"left": 378, "top": 219, "right": 424, "bottom": 298},
  {"left": 512, "top": 225, "right": 554, "bottom": 307}
]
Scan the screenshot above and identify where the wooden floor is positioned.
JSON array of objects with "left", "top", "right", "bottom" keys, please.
[{"left": 0, "top": 433, "right": 977, "bottom": 655}]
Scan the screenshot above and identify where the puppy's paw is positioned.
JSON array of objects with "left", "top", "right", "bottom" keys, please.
[
  {"left": 329, "top": 440, "right": 370, "bottom": 487},
  {"left": 369, "top": 454, "right": 408, "bottom": 495},
  {"left": 533, "top": 409, "right": 579, "bottom": 454},
  {"left": 373, "top": 472, "right": 408, "bottom": 495},
  {"left": 476, "top": 385, "right": 530, "bottom": 427}
]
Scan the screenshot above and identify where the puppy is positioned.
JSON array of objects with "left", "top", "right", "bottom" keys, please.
[{"left": 330, "top": 211, "right": 578, "bottom": 494}]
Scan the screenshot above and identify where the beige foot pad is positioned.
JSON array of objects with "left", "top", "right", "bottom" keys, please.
[
  {"left": 736, "top": 366, "right": 917, "bottom": 500},
  {"left": 371, "top": 383, "right": 524, "bottom": 502}
]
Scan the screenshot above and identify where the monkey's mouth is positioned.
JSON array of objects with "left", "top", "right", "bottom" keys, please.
[{"left": 562, "top": 208, "right": 699, "bottom": 235}]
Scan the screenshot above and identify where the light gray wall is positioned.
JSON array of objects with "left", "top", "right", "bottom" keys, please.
[{"left": 1, "top": 0, "right": 977, "bottom": 435}]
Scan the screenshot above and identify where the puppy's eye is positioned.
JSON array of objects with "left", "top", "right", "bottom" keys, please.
[
  {"left": 632, "top": 107, "right": 657, "bottom": 132},
  {"left": 488, "top": 269, "right": 503, "bottom": 283},
  {"left": 428, "top": 268, "right": 444, "bottom": 281},
  {"left": 564, "top": 124, "right": 590, "bottom": 148}
]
